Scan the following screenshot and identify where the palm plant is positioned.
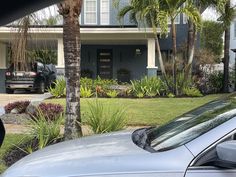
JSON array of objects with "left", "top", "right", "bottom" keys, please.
[
  {"left": 117, "top": 0, "right": 169, "bottom": 87},
  {"left": 157, "top": 0, "right": 201, "bottom": 95},
  {"left": 58, "top": 0, "right": 83, "bottom": 140},
  {"left": 218, "top": 0, "right": 236, "bottom": 92}
]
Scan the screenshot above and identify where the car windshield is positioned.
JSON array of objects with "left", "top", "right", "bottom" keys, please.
[{"left": 148, "top": 94, "right": 236, "bottom": 152}]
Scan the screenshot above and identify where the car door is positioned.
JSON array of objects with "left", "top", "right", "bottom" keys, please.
[
  {"left": 185, "top": 166, "right": 236, "bottom": 177},
  {"left": 185, "top": 132, "right": 236, "bottom": 177}
]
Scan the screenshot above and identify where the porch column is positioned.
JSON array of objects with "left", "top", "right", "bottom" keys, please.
[
  {"left": 147, "top": 38, "right": 157, "bottom": 77},
  {"left": 0, "top": 43, "right": 7, "bottom": 93},
  {"left": 0, "top": 43, "right": 6, "bottom": 69},
  {"left": 57, "top": 38, "right": 64, "bottom": 68}
]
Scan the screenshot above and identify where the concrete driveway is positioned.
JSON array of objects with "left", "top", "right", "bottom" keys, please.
[{"left": 0, "top": 92, "right": 52, "bottom": 107}]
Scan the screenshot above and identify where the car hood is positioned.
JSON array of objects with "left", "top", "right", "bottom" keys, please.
[{"left": 2, "top": 130, "right": 193, "bottom": 177}]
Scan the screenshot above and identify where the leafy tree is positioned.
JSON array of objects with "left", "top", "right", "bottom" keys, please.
[
  {"left": 58, "top": 0, "right": 83, "bottom": 140},
  {"left": 200, "top": 20, "right": 224, "bottom": 57}
]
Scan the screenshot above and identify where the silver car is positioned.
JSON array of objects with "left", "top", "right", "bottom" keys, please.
[{"left": 2, "top": 95, "right": 236, "bottom": 177}]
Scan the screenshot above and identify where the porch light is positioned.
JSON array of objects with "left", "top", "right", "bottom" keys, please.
[{"left": 135, "top": 48, "right": 141, "bottom": 55}]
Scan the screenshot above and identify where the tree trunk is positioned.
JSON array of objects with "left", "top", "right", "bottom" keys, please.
[
  {"left": 181, "top": 21, "right": 197, "bottom": 91},
  {"left": 223, "top": 0, "right": 230, "bottom": 93},
  {"left": 154, "top": 35, "right": 171, "bottom": 91},
  {"left": 58, "top": 0, "right": 83, "bottom": 140},
  {"left": 223, "top": 27, "right": 230, "bottom": 92},
  {"left": 171, "top": 19, "right": 178, "bottom": 95}
]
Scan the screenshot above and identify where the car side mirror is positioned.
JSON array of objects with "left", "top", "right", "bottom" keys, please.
[{"left": 215, "top": 141, "right": 236, "bottom": 169}]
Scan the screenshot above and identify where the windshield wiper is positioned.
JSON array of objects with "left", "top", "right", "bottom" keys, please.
[{"left": 132, "top": 127, "right": 156, "bottom": 152}]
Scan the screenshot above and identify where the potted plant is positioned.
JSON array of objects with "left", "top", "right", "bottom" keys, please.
[
  {"left": 81, "top": 69, "right": 93, "bottom": 78},
  {"left": 117, "top": 68, "right": 130, "bottom": 83}
]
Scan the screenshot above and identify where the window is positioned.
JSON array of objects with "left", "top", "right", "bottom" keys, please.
[
  {"left": 168, "top": 14, "right": 181, "bottom": 24},
  {"left": 100, "top": 0, "right": 110, "bottom": 25},
  {"left": 84, "top": 0, "right": 97, "bottom": 24},
  {"left": 183, "top": 14, "right": 188, "bottom": 24},
  {"left": 147, "top": 98, "right": 236, "bottom": 152}
]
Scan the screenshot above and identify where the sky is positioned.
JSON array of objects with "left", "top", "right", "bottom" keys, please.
[{"left": 202, "top": 0, "right": 236, "bottom": 21}]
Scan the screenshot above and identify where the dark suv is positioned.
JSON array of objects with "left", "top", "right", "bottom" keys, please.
[{"left": 5, "top": 62, "right": 57, "bottom": 94}]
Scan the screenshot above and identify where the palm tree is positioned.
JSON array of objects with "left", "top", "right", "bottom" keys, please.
[
  {"left": 159, "top": 0, "right": 201, "bottom": 95},
  {"left": 182, "top": 0, "right": 226, "bottom": 91},
  {"left": 58, "top": 0, "right": 83, "bottom": 140},
  {"left": 117, "top": 0, "right": 169, "bottom": 87},
  {"left": 218, "top": 0, "right": 236, "bottom": 92}
]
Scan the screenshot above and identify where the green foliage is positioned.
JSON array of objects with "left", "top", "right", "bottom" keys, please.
[
  {"left": 131, "top": 76, "right": 165, "bottom": 97},
  {"left": 200, "top": 21, "right": 224, "bottom": 57},
  {"left": 166, "top": 72, "right": 193, "bottom": 95},
  {"left": 208, "top": 71, "right": 224, "bottom": 93},
  {"left": 80, "top": 86, "right": 93, "bottom": 98},
  {"left": 85, "top": 99, "right": 126, "bottom": 134},
  {"left": 26, "top": 109, "right": 63, "bottom": 152},
  {"left": 48, "top": 77, "right": 66, "bottom": 98},
  {"left": 81, "top": 76, "right": 117, "bottom": 92},
  {"left": 106, "top": 90, "right": 119, "bottom": 98},
  {"left": 167, "top": 93, "right": 175, "bottom": 98},
  {"left": 28, "top": 49, "right": 57, "bottom": 65},
  {"left": 183, "top": 87, "right": 203, "bottom": 97}
]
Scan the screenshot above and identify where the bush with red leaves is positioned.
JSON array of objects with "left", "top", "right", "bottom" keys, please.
[
  {"left": 36, "top": 103, "right": 64, "bottom": 121},
  {"left": 4, "top": 101, "right": 30, "bottom": 114}
]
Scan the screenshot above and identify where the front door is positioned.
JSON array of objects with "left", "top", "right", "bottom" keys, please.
[{"left": 97, "top": 49, "right": 113, "bottom": 79}]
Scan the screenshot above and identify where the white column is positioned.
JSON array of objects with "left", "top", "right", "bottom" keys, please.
[
  {"left": 0, "top": 43, "right": 6, "bottom": 69},
  {"left": 57, "top": 38, "right": 64, "bottom": 68},
  {"left": 147, "top": 38, "right": 157, "bottom": 77}
]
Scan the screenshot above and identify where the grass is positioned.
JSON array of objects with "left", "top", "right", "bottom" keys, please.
[
  {"left": 0, "top": 134, "right": 25, "bottom": 173},
  {"left": 45, "top": 94, "right": 227, "bottom": 126}
]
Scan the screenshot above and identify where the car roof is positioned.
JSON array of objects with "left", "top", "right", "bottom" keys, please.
[{"left": 0, "top": 0, "right": 61, "bottom": 26}]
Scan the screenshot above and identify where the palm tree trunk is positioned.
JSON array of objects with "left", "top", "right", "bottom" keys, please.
[
  {"left": 181, "top": 21, "right": 197, "bottom": 91},
  {"left": 171, "top": 19, "right": 178, "bottom": 95},
  {"left": 58, "top": 0, "right": 83, "bottom": 140},
  {"left": 154, "top": 35, "right": 171, "bottom": 91},
  {"left": 223, "top": 27, "right": 230, "bottom": 92}
]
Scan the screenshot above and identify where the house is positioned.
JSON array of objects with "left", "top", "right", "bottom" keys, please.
[
  {"left": 230, "top": 18, "right": 236, "bottom": 68},
  {"left": 0, "top": 0, "right": 189, "bottom": 93}
]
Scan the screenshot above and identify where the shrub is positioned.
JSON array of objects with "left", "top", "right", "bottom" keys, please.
[
  {"left": 35, "top": 103, "right": 64, "bottom": 121},
  {"left": 131, "top": 76, "right": 165, "bottom": 97},
  {"left": 167, "top": 93, "right": 175, "bottom": 98},
  {"left": 4, "top": 100, "right": 30, "bottom": 114},
  {"left": 106, "top": 90, "right": 119, "bottom": 98},
  {"left": 48, "top": 77, "right": 66, "bottom": 98},
  {"left": 80, "top": 86, "right": 93, "bottom": 98},
  {"left": 27, "top": 109, "right": 63, "bottom": 151},
  {"left": 183, "top": 87, "right": 203, "bottom": 97},
  {"left": 208, "top": 71, "right": 223, "bottom": 93},
  {"left": 85, "top": 99, "right": 126, "bottom": 134}
]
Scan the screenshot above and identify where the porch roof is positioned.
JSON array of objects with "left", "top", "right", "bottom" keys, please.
[{"left": 0, "top": 27, "right": 160, "bottom": 43}]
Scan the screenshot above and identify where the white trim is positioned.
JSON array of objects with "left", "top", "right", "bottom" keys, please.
[
  {"left": 100, "top": 0, "right": 110, "bottom": 25},
  {"left": 0, "top": 27, "right": 164, "bottom": 34},
  {"left": 84, "top": 0, "right": 97, "bottom": 25}
]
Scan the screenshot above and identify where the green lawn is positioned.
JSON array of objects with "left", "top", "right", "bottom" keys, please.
[
  {"left": 45, "top": 94, "right": 227, "bottom": 126},
  {"left": 0, "top": 134, "right": 25, "bottom": 173}
]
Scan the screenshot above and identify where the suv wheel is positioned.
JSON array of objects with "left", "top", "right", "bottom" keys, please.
[
  {"left": 38, "top": 82, "right": 45, "bottom": 94},
  {"left": 6, "top": 89, "right": 14, "bottom": 94}
]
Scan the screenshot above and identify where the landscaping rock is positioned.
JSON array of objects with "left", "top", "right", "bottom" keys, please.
[
  {"left": 25, "top": 101, "right": 41, "bottom": 116},
  {"left": 10, "top": 108, "right": 20, "bottom": 114},
  {"left": 0, "top": 113, "right": 30, "bottom": 125}
]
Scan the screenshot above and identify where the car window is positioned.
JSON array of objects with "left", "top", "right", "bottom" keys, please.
[{"left": 148, "top": 96, "right": 236, "bottom": 152}]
